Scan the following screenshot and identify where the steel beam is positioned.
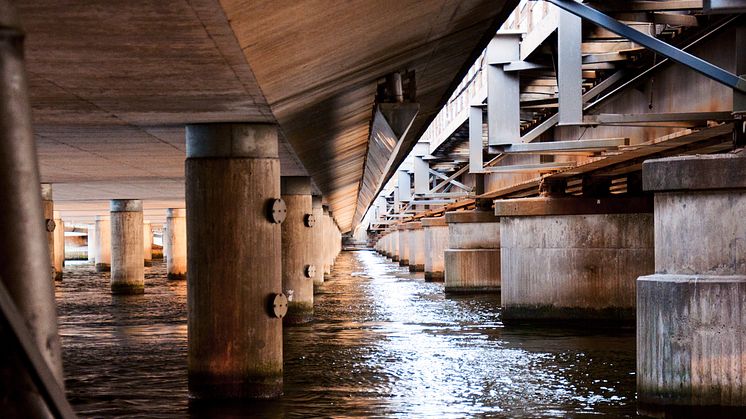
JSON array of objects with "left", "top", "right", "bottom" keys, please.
[
  {"left": 428, "top": 164, "right": 470, "bottom": 194},
  {"left": 558, "top": 7, "right": 583, "bottom": 125},
  {"left": 547, "top": 0, "right": 746, "bottom": 93},
  {"left": 397, "top": 170, "right": 411, "bottom": 202},
  {"left": 483, "top": 162, "right": 576, "bottom": 173},
  {"left": 491, "top": 137, "right": 629, "bottom": 155},
  {"left": 487, "top": 33, "right": 522, "bottom": 144},
  {"left": 429, "top": 168, "right": 473, "bottom": 192},
  {"left": 469, "top": 105, "right": 484, "bottom": 174}
]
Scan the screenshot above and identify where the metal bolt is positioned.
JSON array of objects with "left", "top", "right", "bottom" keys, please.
[
  {"left": 304, "top": 213, "right": 316, "bottom": 227},
  {"left": 45, "top": 219, "right": 56, "bottom": 232},
  {"left": 304, "top": 264, "right": 316, "bottom": 278},
  {"left": 270, "top": 293, "right": 288, "bottom": 318},
  {"left": 267, "top": 198, "right": 287, "bottom": 224}
]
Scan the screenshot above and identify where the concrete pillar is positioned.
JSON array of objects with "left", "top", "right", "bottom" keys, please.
[
  {"left": 311, "top": 196, "right": 324, "bottom": 287},
  {"left": 0, "top": 8, "right": 65, "bottom": 414},
  {"left": 391, "top": 229, "right": 400, "bottom": 262},
  {"left": 281, "top": 177, "right": 315, "bottom": 324},
  {"left": 322, "top": 206, "right": 331, "bottom": 276},
  {"left": 423, "top": 216, "right": 448, "bottom": 282},
  {"left": 637, "top": 154, "right": 746, "bottom": 413},
  {"left": 444, "top": 210, "right": 501, "bottom": 293},
  {"left": 398, "top": 224, "right": 410, "bottom": 267},
  {"left": 165, "top": 208, "right": 187, "bottom": 280},
  {"left": 94, "top": 215, "right": 111, "bottom": 272},
  {"left": 143, "top": 221, "right": 153, "bottom": 267},
  {"left": 110, "top": 199, "right": 144, "bottom": 294},
  {"left": 496, "top": 196, "right": 654, "bottom": 323},
  {"left": 87, "top": 224, "right": 96, "bottom": 262},
  {"left": 52, "top": 211, "right": 64, "bottom": 281},
  {"left": 407, "top": 222, "right": 425, "bottom": 272},
  {"left": 186, "top": 123, "right": 283, "bottom": 400},
  {"left": 41, "top": 183, "right": 55, "bottom": 280}
]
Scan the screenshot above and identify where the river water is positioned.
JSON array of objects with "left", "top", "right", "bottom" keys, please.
[{"left": 56, "top": 250, "right": 639, "bottom": 417}]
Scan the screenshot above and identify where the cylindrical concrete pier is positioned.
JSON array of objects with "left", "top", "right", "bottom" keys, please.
[
  {"left": 143, "top": 221, "right": 153, "bottom": 267},
  {"left": 311, "top": 196, "right": 325, "bottom": 287},
  {"left": 41, "top": 183, "right": 55, "bottom": 280},
  {"left": 423, "top": 216, "right": 448, "bottom": 282},
  {"left": 87, "top": 224, "right": 96, "bottom": 262},
  {"left": 637, "top": 154, "right": 746, "bottom": 413},
  {"left": 0, "top": 9, "right": 65, "bottom": 414},
  {"left": 52, "top": 211, "right": 64, "bottom": 281},
  {"left": 281, "top": 176, "right": 314, "bottom": 324},
  {"left": 407, "top": 222, "right": 425, "bottom": 272},
  {"left": 110, "top": 199, "right": 144, "bottom": 294},
  {"left": 496, "top": 196, "right": 654, "bottom": 323},
  {"left": 165, "top": 208, "right": 187, "bottom": 280},
  {"left": 94, "top": 215, "right": 111, "bottom": 272},
  {"left": 444, "top": 210, "right": 501, "bottom": 293},
  {"left": 322, "top": 206, "right": 331, "bottom": 276},
  {"left": 398, "top": 224, "right": 410, "bottom": 267},
  {"left": 391, "top": 229, "right": 400, "bottom": 262},
  {"left": 186, "top": 123, "right": 283, "bottom": 400}
]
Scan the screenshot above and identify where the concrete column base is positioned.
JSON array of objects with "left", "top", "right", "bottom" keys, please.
[
  {"left": 95, "top": 263, "right": 111, "bottom": 272},
  {"left": 497, "top": 203, "right": 653, "bottom": 324},
  {"left": 167, "top": 272, "right": 187, "bottom": 281},
  {"left": 392, "top": 255, "right": 399, "bottom": 262},
  {"left": 399, "top": 259, "right": 409, "bottom": 267},
  {"left": 285, "top": 302, "right": 314, "bottom": 326},
  {"left": 408, "top": 264, "right": 424, "bottom": 272},
  {"left": 637, "top": 154, "right": 746, "bottom": 412},
  {"left": 53, "top": 271, "right": 63, "bottom": 281},
  {"left": 637, "top": 274, "right": 746, "bottom": 410},
  {"left": 444, "top": 249, "right": 501, "bottom": 293},
  {"left": 424, "top": 271, "right": 444, "bottom": 282}
]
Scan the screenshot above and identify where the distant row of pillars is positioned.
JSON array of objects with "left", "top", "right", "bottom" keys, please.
[
  {"left": 2, "top": 18, "right": 346, "bottom": 409},
  {"left": 39, "top": 126, "right": 344, "bottom": 401},
  {"left": 43, "top": 185, "right": 188, "bottom": 293},
  {"left": 375, "top": 153, "right": 746, "bottom": 412}
]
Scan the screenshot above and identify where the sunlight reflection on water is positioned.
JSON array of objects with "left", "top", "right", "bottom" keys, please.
[{"left": 56, "top": 250, "right": 638, "bottom": 418}]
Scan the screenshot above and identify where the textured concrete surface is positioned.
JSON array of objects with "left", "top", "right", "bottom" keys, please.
[
  {"left": 500, "top": 213, "right": 653, "bottom": 322},
  {"left": 423, "top": 217, "right": 448, "bottom": 282},
  {"left": 638, "top": 155, "right": 746, "bottom": 409},
  {"left": 444, "top": 210, "right": 501, "bottom": 293},
  {"left": 14, "top": 0, "right": 515, "bottom": 231}
]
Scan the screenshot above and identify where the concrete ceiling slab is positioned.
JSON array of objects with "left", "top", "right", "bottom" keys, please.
[{"left": 15, "top": 0, "right": 514, "bottom": 231}]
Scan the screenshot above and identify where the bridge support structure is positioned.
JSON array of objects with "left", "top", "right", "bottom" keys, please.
[
  {"left": 110, "top": 199, "right": 145, "bottom": 295},
  {"left": 165, "top": 208, "right": 187, "bottom": 280},
  {"left": 637, "top": 154, "right": 746, "bottom": 413},
  {"left": 444, "top": 210, "right": 501, "bottom": 293},
  {"left": 497, "top": 196, "right": 653, "bottom": 323},
  {"left": 281, "top": 176, "right": 315, "bottom": 324},
  {"left": 423, "top": 217, "right": 448, "bottom": 282},
  {"left": 186, "top": 123, "right": 283, "bottom": 400}
]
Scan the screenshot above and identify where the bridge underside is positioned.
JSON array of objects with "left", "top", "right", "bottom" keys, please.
[{"left": 16, "top": 0, "right": 516, "bottom": 229}]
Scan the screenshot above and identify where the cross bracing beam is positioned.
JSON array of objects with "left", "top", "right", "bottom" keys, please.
[
  {"left": 428, "top": 169, "right": 473, "bottom": 192},
  {"left": 490, "top": 138, "right": 629, "bottom": 155},
  {"left": 545, "top": 0, "right": 746, "bottom": 93}
]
